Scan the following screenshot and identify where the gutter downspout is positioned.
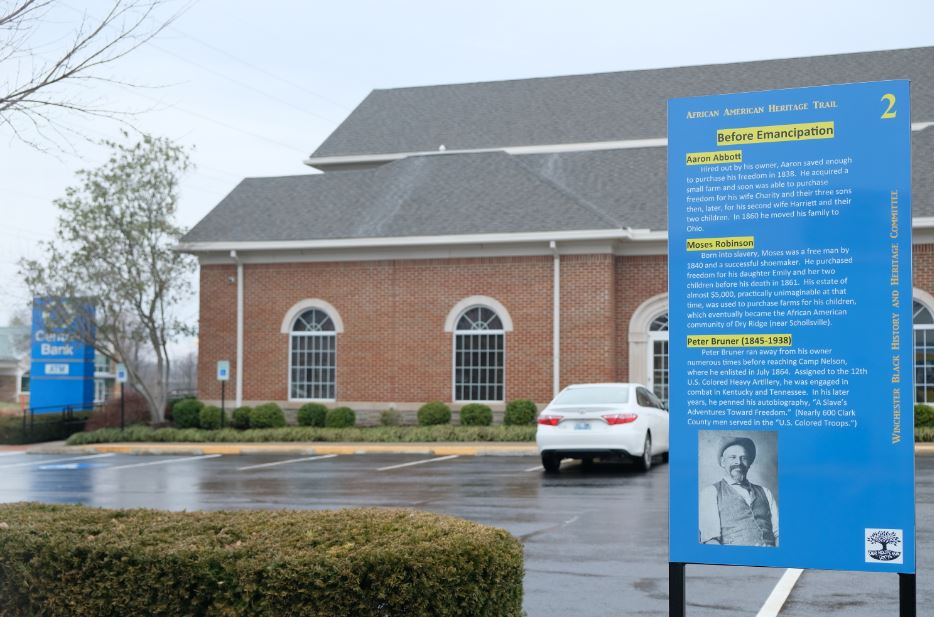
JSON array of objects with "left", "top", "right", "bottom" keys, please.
[
  {"left": 550, "top": 241, "right": 560, "bottom": 397},
  {"left": 231, "top": 250, "right": 244, "bottom": 407}
]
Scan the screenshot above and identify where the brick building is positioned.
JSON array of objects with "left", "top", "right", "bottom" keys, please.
[{"left": 179, "top": 47, "right": 934, "bottom": 418}]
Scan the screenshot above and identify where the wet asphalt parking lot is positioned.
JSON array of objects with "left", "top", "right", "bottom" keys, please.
[{"left": 0, "top": 451, "right": 930, "bottom": 616}]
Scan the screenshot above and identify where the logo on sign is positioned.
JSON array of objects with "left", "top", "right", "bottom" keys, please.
[{"left": 865, "top": 528, "right": 903, "bottom": 564}]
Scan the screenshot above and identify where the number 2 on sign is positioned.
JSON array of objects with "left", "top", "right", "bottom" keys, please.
[{"left": 881, "top": 93, "right": 897, "bottom": 119}]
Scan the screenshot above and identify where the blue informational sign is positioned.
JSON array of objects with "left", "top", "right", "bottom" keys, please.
[
  {"left": 29, "top": 297, "right": 95, "bottom": 414},
  {"left": 668, "top": 81, "right": 914, "bottom": 573}
]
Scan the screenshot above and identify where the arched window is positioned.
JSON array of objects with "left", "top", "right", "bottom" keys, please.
[
  {"left": 290, "top": 308, "right": 336, "bottom": 400},
  {"left": 914, "top": 300, "right": 934, "bottom": 404},
  {"left": 454, "top": 306, "right": 505, "bottom": 401},
  {"left": 648, "top": 313, "right": 669, "bottom": 404}
]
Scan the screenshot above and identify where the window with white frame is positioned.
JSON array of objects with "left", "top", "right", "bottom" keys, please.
[
  {"left": 914, "top": 300, "right": 934, "bottom": 404},
  {"left": 454, "top": 306, "right": 504, "bottom": 401},
  {"left": 290, "top": 308, "right": 336, "bottom": 400},
  {"left": 648, "top": 313, "right": 669, "bottom": 405}
]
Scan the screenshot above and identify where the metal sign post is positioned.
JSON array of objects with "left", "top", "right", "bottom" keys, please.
[
  {"left": 217, "top": 360, "right": 230, "bottom": 428},
  {"left": 115, "top": 363, "right": 127, "bottom": 431}
]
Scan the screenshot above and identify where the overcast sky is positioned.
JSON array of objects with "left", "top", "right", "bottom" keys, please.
[{"left": 2, "top": 0, "right": 933, "bottom": 347}]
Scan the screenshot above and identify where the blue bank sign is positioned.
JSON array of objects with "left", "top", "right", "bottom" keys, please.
[
  {"left": 29, "top": 297, "right": 95, "bottom": 414},
  {"left": 668, "top": 81, "right": 914, "bottom": 572}
]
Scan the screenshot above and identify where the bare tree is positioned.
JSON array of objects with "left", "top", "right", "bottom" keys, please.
[
  {"left": 20, "top": 133, "right": 195, "bottom": 422},
  {"left": 1, "top": 0, "right": 178, "bottom": 149}
]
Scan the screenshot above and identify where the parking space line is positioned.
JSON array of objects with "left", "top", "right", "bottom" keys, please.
[
  {"left": 755, "top": 568, "right": 804, "bottom": 617},
  {"left": 106, "top": 454, "right": 222, "bottom": 470},
  {"left": 0, "top": 453, "right": 114, "bottom": 469},
  {"left": 237, "top": 454, "right": 338, "bottom": 471},
  {"left": 377, "top": 454, "right": 459, "bottom": 471},
  {"left": 0, "top": 452, "right": 24, "bottom": 457},
  {"left": 524, "top": 465, "right": 544, "bottom": 472}
]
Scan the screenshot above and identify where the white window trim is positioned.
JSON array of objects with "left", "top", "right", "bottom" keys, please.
[
  {"left": 646, "top": 323, "right": 669, "bottom": 402},
  {"left": 451, "top": 305, "right": 507, "bottom": 403},
  {"left": 280, "top": 299, "right": 344, "bottom": 334},
  {"left": 913, "top": 288, "right": 934, "bottom": 405},
  {"left": 628, "top": 292, "right": 668, "bottom": 386},
  {"left": 444, "top": 296, "right": 514, "bottom": 333},
  {"left": 287, "top": 309, "right": 338, "bottom": 403}
]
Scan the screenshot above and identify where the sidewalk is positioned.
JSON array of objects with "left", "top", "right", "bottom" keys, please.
[
  {"left": 8, "top": 440, "right": 934, "bottom": 457},
  {"left": 18, "top": 441, "right": 539, "bottom": 457}
]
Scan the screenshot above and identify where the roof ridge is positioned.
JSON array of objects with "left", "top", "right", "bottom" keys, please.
[
  {"left": 367, "top": 46, "right": 932, "bottom": 94},
  {"left": 509, "top": 155, "right": 623, "bottom": 229}
]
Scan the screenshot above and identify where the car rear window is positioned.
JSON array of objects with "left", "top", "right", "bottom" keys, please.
[{"left": 552, "top": 386, "right": 630, "bottom": 405}]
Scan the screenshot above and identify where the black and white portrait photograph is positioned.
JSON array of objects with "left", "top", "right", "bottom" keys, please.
[{"left": 698, "top": 430, "right": 779, "bottom": 547}]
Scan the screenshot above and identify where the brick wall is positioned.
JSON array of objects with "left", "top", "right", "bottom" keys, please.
[
  {"left": 200, "top": 256, "right": 558, "bottom": 407},
  {"left": 198, "top": 265, "right": 238, "bottom": 401},
  {"left": 615, "top": 255, "right": 668, "bottom": 382},
  {"left": 197, "top": 246, "right": 934, "bottom": 408}
]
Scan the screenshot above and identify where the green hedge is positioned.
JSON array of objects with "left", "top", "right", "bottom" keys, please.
[
  {"left": 172, "top": 399, "right": 203, "bottom": 429},
  {"left": 915, "top": 404, "right": 934, "bottom": 428},
  {"left": 249, "top": 403, "right": 286, "bottom": 429},
  {"left": 325, "top": 406, "right": 356, "bottom": 428},
  {"left": 230, "top": 406, "right": 252, "bottom": 430},
  {"left": 297, "top": 403, "right": 328, "bottom": 427},
  {"left": 67, "top": 424, "right": 537, "bottom": 445},
  {"left": 0, "top": 502, "right": 523, "bottom": 617},
  {"left": 0, "top": 412, "right": 90, "bottom": 445},
  {"left": 199, "top": 405, "right": 223, "bottom": 430},
  {"left": 418, "top": 402, "right": 452, "bottom": 426},
  {"left": 504, "top": 400, "right": 537, "bottom": 426},
  {"left": 460, "top": 403, "right": 493, "bottom": 426},
  {"left": 916, "top": 426, "right": 934, "bottom": 442}
]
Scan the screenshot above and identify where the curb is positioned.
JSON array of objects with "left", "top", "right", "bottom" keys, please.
[{"left": 25, "top": 442, "right": 540, "bottom": 457}]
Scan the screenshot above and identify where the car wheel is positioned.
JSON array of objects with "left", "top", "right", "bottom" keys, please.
[
  {"left": 638, "top": 434, "right": 652, "bottom": 472},
  {"left": 542, "top": 454, "right": 561, "bottom": 474}
]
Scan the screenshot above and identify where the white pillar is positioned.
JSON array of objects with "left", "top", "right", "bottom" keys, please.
[
  {"left": 551, "top": 241, "right": 560, "bottom": 397},
  {"left": 236, "top": 259, "right": 244, "bottom": 407}
]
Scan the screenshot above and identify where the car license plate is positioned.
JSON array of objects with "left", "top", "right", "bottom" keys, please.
[{"left": 574, "top": 423, "right": 591, "bottom": 431}]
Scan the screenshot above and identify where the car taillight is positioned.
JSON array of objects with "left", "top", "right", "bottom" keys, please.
[
  {"left": 603, "top": 413, "right": 638, "bottom": 425},
  {"left": 537, "top": 415, "right": 562, "bottom": 426}
]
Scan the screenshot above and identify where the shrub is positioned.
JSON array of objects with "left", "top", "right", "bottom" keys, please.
[
  {"left": 297, "top": 403, "right": 328, "bottom": 427},
  {"left": 0, "top": 502, "right": 524, "bottom": 617},
  {"left": 199, "top": 405, "right": 223, "bottom": 430},
  {"left": 504, "top": 399, "right": 537, "bottom": 426},
  {"left": 0, "top": 411, "right": 91, "bottom": 445},
  {"left": 165, "top": 395, "right": 195, "bottom": 422},
  {"left": 230, "top": 406, "right": 252, "bottom": 430},
  {"left": 67, "top": 424, "right": 538, "bottom": 445},
  {"left": 249, "top": 403, "right": 285, "bottom": 429},
  {"left": 418, "top": 401, "right": 451, "bottom": 426},
  {"left": 325, "top": 406, "right": 356, "bottom": 428},
  {"left": 172, "top": 399, "right": 203, "bottom": 429},
  {"left": 915, "top": 404, "right": 934, "bottom": 428},
  {"left": 85, "top": 390, "right": 151, "bottom": 431},
  {"left": 380, "top": 409, "right": 402, "bottom": 426},
  {"left": 460, "top": 403, "right": 493, "bottom": 426}
]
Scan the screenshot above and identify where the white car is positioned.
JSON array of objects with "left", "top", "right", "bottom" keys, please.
[{"left": 536, "top": 383, "right": 670, "bottom": 473}]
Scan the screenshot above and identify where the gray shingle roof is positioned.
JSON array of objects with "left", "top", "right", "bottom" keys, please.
[
  {"left": 181, "top": 152, "right": 619, "bottom": 244},
  {"left": 311, "top": 47, "right": 934, "bottom": 158},
  {"left": 183, "top": 126, "right": 934, "bottom": 244}
]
